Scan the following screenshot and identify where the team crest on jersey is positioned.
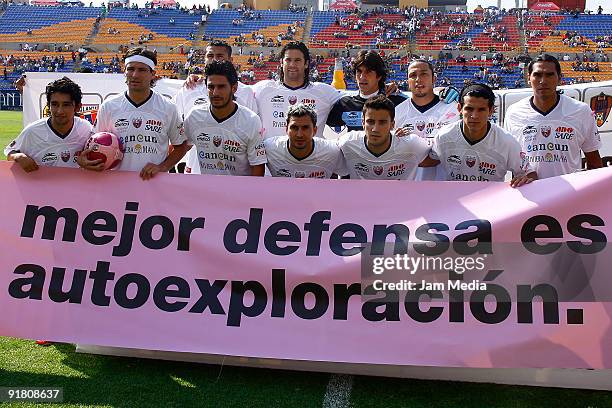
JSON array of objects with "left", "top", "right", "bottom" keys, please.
[
  {"left": 213, "top": 136, "right": 222, "bottom": 147},
  {"left": 373, "top": 166, "right": 384, "bottom": 175},
  {"left": 416, "top": 121, "right": 426, "bottom": 132},
  {"left": 60, "top": 150, "right": 70, "bottom": 162},
  {"left": 289, "top": 96, "right": 298, "bottom": 105},
  {"left": 540, "top": 126, "right": 551, "bottom": 138},
  {"left": 465, "top": 155, "right": 477, "bottom": 168},
  {"left": 132, "top": 117, "right": 143, "bottom": 128},
  {"left": 295, "top": 171, "right": 305, "bottom": 178},
  {"left": 590, "top": 92, "right": 612, "bottom": 127}
]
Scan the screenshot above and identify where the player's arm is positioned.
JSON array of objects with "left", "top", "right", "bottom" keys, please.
[
  {"left": 76, "top": 148, "right": 105, "bottom": 171},
  {"left": 419, "top": 156, "right": 439, "bottom": 167},
  {"left": 250, "top": 164, "right": 265, "bottom": 176},
  {"left": 7, "top": 150, "right": 38, "bottom": 172},
  {"left": 140, "top": 141, "right": 190, "bottom": 180},
  {"left": 584, "top": 150, "right": 603, "bottom": 169}
]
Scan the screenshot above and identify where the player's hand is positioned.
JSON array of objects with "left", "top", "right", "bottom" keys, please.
[
  {"left": 184, "top": 74, "right": 204, "bottom": 89},
  {"left": 13, "top": 153, "right": 38, "bottom": 172},
  {"left": 14, "top": 75, "right": 26, "bottom": 93},
  {"left": 394, "top": 126, "right": 410, "bottom": 137},
  {"left": 140, "top": 163, "right": 163, "bottom": 180},
  {"left": 510, "top": 173, "right": 536, "bottom": 188},
  {"left": 384, "top": 81, "right": 398, "bottom": 96},
  {"left": 439, "top": 86, "right": 460, "bottom": 104},
  {"left": 76, "top": 148, "right": 105, "bottom": 171}
]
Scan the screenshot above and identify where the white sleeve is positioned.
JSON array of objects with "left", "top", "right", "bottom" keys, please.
[
  {"left": 94, "top": 102, "right": 111, "bottom": 133},
  {"left": 247, "top": 115, "right": 267, "bottom": 166},
  {"left": 4, "top": 127, "right": 31, "bottom": 157},
  {"left": 174, "top": 87, "right": 187, "bottom": 120},
  {"left": 239, "top": 84, "right": 258, "bottom": 114},
  {"left": 507, "top": 139, "right": 533, "bottom": 178},
  {"left": 429, "top": 134, "right": 441, "bottom": 161},
  {"left": 183, "top": 109, "right": 195, "bottom": 145},
  {"left": 410, "top": 135, "right": 431, "bottom": 163},
  {"left": 579, "top": 108, "right": 602, "bottom": 153},
  {"left": 168, "top": 104, "right": 186, "bottom": 146}
]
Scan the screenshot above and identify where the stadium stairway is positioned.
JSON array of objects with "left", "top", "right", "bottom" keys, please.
[{"left": 302, "top": 12, "right": 313, "bottom": 44}]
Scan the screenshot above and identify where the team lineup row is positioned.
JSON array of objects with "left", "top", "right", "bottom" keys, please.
[{"left": 5, "top": 41, "right": 603, "bottom": 185}]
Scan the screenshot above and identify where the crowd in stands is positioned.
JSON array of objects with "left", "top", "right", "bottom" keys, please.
[{"left": 1, "top": 53, "right": 67, "bottom": 74}]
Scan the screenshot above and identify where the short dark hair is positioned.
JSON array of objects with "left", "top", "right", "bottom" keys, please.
[
  {"left": 207, "top": 40, "right": 232, "bottom": 57},
  {"left": 45, "top": 76, "right": 82, "bottom": 110},
  {"left": 123, "top": 47, "right": 158, "bottom": 68},
  {"left": 278, "top": 41, "right": 310, "bottom": 87},
  {"left": 408, "top": 59, "right": 435, "bottom": 76},
  {"left": 528, "top": 54, "right": 562, "bottom": 77},
  {"left": 286, "top": 103, "right": 317, "bottom": 127},
  {"left": 459, "top": 83, "right": 495, "bottom": 108},
  {"left": 363, "top": 94, "right": 395, "bottom": 121},
  {"left": 352, "top": 50, "right": 387, "bottom": 92},
  {"left": 204, "top": 60, "right": 238, "bottom": 86}
]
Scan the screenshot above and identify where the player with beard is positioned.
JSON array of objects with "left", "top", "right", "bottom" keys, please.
[
  {"left": 5, "top": 77, "right": 92, "bottom": 172},
  {"left": 338, "top": 95, "right": 430, "bottom": 180},
  {"left": 184, "top": 60, "right": 266, "bottom": 176},
  {"left": 422, "top": 84, "right": 536, "bottom": 187},
  {"left": 78, "top": 48, "right": 189, "bottom": 179},
  {"left": 326, "top": 50, "right": 407, "bottom": 134},
  {"left": 504, "top": 54, "right": 602, "bottom": 178},
  {"left": 265, "top": 103, "right": 344, "bottom": 178},
  {"left": 394, "top": 60, "right": 461, "bottom": 180},
  {"left": 252, "top": 41, "right": 341, "bottom": 139},
  {"left": 176, "top": 41, "right": 257, "bottom": 174}
]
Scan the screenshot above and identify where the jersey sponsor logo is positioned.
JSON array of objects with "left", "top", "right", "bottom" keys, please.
[
  {"left": 302, "top": 98, "right": 315, "bottom": 105},
  {"left": 520, "top": 151, "right": 529, "bottom": 171},
  {"left": 200, "top": 151, "right": 236, "bottom": 162},
  {"left": 540, "top": 125, "right": 551, "bottom": 138},
  {"left": 132, "top": 117, "right": 143, "bottom": 128},
  {"left": 223, "top": 140, "right": 241, "bottom": 153},
  {"left": 528, "top": 153, "right": 568, "bottom": 163},
  {"left": 447, "top": 154, "right": 462, "bottom": 165},
  {"left": 273, "top": 111, "right": 285, "bottom": 118},
  {"left": 387, "top": 163, "right": 405, "bottom": 177},
  {"left": 401, "top": 124, "right": 414, "bottom": 132},
  {"left": 526, "top": 142, "right": 569, "bottom": 153},
  {"left": 125, "top": 144, "right": 158, "bottom": 154},
  {"left": 590, "top": 92, "right": 612, "bottom": 127},
  {"left": 196, "top": 133, "right": 210, "bottom": 142},
  {"left": 308, "top": 170, "right": 326, "bottom": 178},
  {"left": 145, "top": 120, "right": 163, "bottom": 133},
  {"left": 295, "top": 171, "right": 306, "bottom": 178},
  {"left": 342, "top": 111, "right": 362, "bottom": 127},
  {"left": 522, "top": 125, "right": 537, "bottom": 136},
  {"left": 355, "top": 162, "right": 369, "bottom": 173},
  {"left": 276, "top": 169, "right": 292, "bottom": 177},
  {"left": 199, "top": 162, "right": 236, "bottom": 172},
  {"left": 194, "top": 97, "right": 208, "bottom": 105},
  {"left": 273, "top": 120, "right": 285, "bottom": 128},
  {"left": 450, "top": 171, "right": 490, "bottom": 182},
  {"left": 120, "top": 134, "right": 159, "bottom": 144},
  {"left": 60, "top": 150, "right": 70, "bottom": 162},
  {"left": 41, "top": 152, "right": 58, "bottom": 163},
  {"left": 373, "top": 165, "right": 384, "bottom": 176},
  {"left": 271, "top": 95, "right": 285, "bottom": 103},
  {"left": 213, "top": 136, "right": 222, "bottom": 147},
  {"left": 465, "top": 155, "right": 477, "bottom": 168},
  {"left": 479, "top": 161, "right": 496, "bottom": 176},
  {"left": 555, "top": 126, "right": 574, "bottom": 140},
  {"left": 8, "top": 140, "right": 16, "bottom": 148},
  {"left": 115, "top": 118, "right": 129, "bottom": 128}
]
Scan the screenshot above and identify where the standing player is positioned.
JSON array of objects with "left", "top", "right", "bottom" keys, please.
[
  {"left": 326, "top": 50, "right": 407, "bottom": 134},
  {"left": 424, "top": 84, "right": 536, "bottom": 187},
  {"left": 339, "top": 95, "right": 430, "bottom": 180},
  {"left": 5, "top": 77, "right": 92, "bottom": 172},
  {"left": 265, "top": 103, "right": 344, "bottom": 178},
  {"left": 176, "top": 40, "right": 258, "bottom": 174},
  {"left": 504, "top": 54, "right": 602, "bottom": 178},
  {"left": 78, "top": 48, "right": 189, "bottom": 179},
  {"left": 394, "top": 60, "right": 461, "bottom": 180},
  {"left": 252, "top": 41, "right": 341, "bottom": 139},
  {"left": 184, "top": 60, "right": 266, "bottom": 176}
]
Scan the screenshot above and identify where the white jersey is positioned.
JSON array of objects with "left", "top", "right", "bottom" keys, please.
[
  {"left": 184, "top": 103, "right": 266, "bottom": 176},
  {"left": 394, "top": 97, "right": 461, "bottom": 181},
  {"left": 338, "top": 131, "right": 430, "bottom": 180},
  {"left": 95, "top": 91, "right": 185, "bottom": 172},
  {"left": 430, "top": 121, "right": 532, "bottom": 182},
  {"left": 4, "top": 117, "right": 92, "bottom": 168},
  {"left": 175, "top": 82, "right": 257, "bottom": 174},
  {"left": 504, "top": 94, "right": 601, "bottom": 179},
  {"left": 252, "top": 80, "right": 341, "bottom": 139},
  {"left": 264, "top": 136, "right": 344, "bottom": 178}
]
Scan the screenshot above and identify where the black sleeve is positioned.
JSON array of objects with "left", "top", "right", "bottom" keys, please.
[{"left": 326, "top": 99, "right": 346, "bottom": 127}]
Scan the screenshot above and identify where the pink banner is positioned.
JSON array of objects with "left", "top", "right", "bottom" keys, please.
[{"left": 1, "top": 160, "right": 612, "bottom": 369}]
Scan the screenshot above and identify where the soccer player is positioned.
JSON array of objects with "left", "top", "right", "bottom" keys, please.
[
  {"left": 265, "top": 103, "right": 344, "bottom": 178},
  {"left": 326, "top": 50, "right": 407, "bottom": 133},
  {"left": 177, "top": 40, "right": 258, "bottom": 174},
  {"left": 252, "top": 41, "right": 341, "bottom": 139},
  {"left": 394, "top": 60, "right": 461, "bottom": 180},
  {"left": 78, "top": 48, "right": 189, "bottom": 180},
  {"left": 5, "top": 76, "right": 92, "bottom": 172},
  {"left": 183, "top": 60, "right": 266, "bottom": 176},
  {"left": 338, "top": 95, "right": 430, "bottom": 180},
  {"left": 504, "top": 54, "right": 602, "bottom": 178},
  {"left": 423, "top": 84, "right": 536, "bottom": 187}
]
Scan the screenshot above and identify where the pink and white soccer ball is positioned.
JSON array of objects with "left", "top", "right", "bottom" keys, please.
[{"left": 85, "top": 132, "right": 124, "bottom": 170}]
